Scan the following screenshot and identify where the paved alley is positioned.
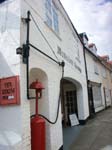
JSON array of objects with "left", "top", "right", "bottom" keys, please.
[{"left": 69, "top": 107, "right": 112, "bottom": 150}]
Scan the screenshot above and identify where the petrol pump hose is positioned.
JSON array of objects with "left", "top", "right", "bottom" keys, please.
[{"left": 38, "top": 61, "right": 65, "bottom": 124}]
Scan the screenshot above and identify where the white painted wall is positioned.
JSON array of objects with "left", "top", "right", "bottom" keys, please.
[{"left": 0, "top": 0, "right": 23, "bottom": 150}]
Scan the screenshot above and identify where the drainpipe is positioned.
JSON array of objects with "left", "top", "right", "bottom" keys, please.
[
  {"left": 83, "top": 46, "right": 88, "bottom": 82},
  {"left": 25, "top": 11, "right": 30, "bottom": 99},
  {"left": 83, "top": 45, "right": 94, "bottom": 118}
]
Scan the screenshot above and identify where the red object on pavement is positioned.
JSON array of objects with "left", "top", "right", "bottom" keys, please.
[
  {"left": 31, "top": 116, "right": 46, "bottom": 150},
  {"left": 30, "top": 80, "right": 45, "bottom": 150}
]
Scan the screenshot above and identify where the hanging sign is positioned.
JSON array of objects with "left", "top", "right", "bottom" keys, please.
[{"left": 0, "top": 76, "right": 20, "bottom": 105}]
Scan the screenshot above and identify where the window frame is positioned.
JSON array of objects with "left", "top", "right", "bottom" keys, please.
[
  {"left": 102, "top": 67, "right": 107, "bottom": 78},
  {"left": 94, "top": 62, "right": 99, "bottom": 75},
  {"left": 45, "top": 0, "right": 59, "bottom": 33}
]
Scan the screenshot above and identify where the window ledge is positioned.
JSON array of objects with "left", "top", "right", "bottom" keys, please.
[{"left": 44, "top": 21, "right": 62, "bottom": 41}]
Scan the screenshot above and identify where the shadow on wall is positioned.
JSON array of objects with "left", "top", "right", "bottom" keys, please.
[
  {"left": 0, "top": 52, "right": 14, "bottom": 77},
  {"left": 64, "top": 77, "right": 82, "bottom": 90},
  {"left": 0, "top": 52, "right": 22, "bottom": 149}
]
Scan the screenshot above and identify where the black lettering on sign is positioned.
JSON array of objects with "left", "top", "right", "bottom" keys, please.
[
  {"left": 2, "top": 96, "right": 8, "bottom": 99},
  {"left": 2, "top": 88, "right": 15, "bottom": 95},
  {"left": 4, "top": 82, "right": 12, "bottom": 88}
]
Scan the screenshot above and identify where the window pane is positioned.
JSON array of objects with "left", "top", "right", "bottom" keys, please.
[
  {"left": 92, "top": 85, "right": 102, "bottom": 108},
  {"left": 53, "top": 8, "right": 59, "bottom": 32},
  {"left": 47, "top": 0, "right": 51, "bottom": 3},
  {"left": 45, "top": 0, "right": 52, "bottom": 14},
  {"left": 102, "top": 67, "right": 106, "bottom": 78},
  {"left": 94, "top": 62, "right": 99, "bottom": 74},
  {"left": 46, "top": 14, "right": 52, "bottom": 27}
]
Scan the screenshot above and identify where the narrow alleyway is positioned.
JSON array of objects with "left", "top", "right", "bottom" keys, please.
[{"left": 69, "top": 107, "right": 112, "bottom": 150}]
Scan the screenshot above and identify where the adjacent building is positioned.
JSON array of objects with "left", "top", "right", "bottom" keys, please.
[{"left": 80, "top": 33, "right": 112, "bottom": 115}]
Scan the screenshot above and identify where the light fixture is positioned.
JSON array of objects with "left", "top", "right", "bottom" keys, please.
[{"left": 16, "top": 47, "right": 22, "bottom": 55}]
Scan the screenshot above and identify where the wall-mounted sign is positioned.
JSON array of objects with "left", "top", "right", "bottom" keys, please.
[
  {"left": 57, "top": 47, "right": 81, "bottom": 73},
  {"left": 0, "top": 76, "right": 20, "bottom": 105}
]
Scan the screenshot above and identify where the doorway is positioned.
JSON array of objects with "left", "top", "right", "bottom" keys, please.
[
  {"left": 61, "top": 79, "right": 78, "bottom": 127},
  {"left": 65, "top": 90, "right": 77, "bottom": 125},
  {"left": 61, "top": 78, "right": 83, "bottom": 150}
]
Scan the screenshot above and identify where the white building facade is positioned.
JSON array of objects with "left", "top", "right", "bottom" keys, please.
[
  {"left": 86, "top": 49, "right": 112, "bottom": 113},
  {"left": 0, "top": 0, "right": 89, "bottom": 150}
]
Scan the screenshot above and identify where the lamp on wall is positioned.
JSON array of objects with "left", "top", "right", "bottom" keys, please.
[
  {"left": 16, "top": 44, "right": 29, "bottom": 64},
  {"left": 16, "top": 47, "right": 23, "bottom": 55}
]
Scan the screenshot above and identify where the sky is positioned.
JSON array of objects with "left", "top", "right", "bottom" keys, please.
[{"left": 60, "top": 0, "right": 112, "bottom": 59}]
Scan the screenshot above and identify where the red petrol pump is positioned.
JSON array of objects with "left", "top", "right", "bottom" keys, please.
[{"left": 30, "top": 80, "right": 45, "bottom": 150}]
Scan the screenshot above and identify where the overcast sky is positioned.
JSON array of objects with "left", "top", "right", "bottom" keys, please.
[{"left": 60, "top": 0, "right": 112, "bottom": 59}]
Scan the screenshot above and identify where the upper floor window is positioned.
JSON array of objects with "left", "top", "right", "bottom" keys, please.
[
  {"left": 53, "top": 6, "right": 59, "bottom": 33},
  {"left": 73, "top": 34, "right": 80, "bottom": 61},
  {"left": 102, "top": 67, "right": 106, "bottom": 78},
  {"left": 45, "top": 0, "right": 52, "bottom": 27},
  {"left": 45, "top": 0, "right": 59, "bottom": 33},
  {"left": 94, "top": 62, "right": 99, "bottom": 75},
  {"left": 45, "top": 0, "right": 52, "bottom": 14}
]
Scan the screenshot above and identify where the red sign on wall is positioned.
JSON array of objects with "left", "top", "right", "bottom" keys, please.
[{"left": 0, "top": 76, "right": 20, "bottom": 105}]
